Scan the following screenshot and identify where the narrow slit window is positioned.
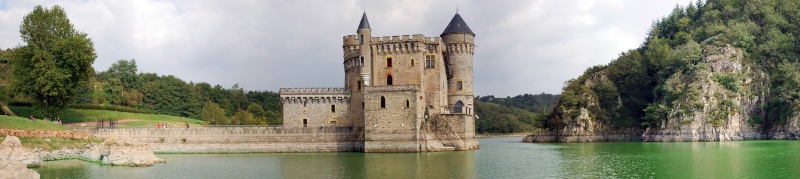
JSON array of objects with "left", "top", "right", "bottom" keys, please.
[
  {"left": 380, "top": 96, "right": 386, "bottom": 108},
  {"left": 331, "top": 105, "right": 336, "bottom": 112},
  {"left": 457, "top": 81, "right": 463, "bottom": 90}
]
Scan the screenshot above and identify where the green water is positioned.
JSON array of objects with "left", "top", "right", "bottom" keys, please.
[{"left": 33, "top": 137, "right": 800, "bottom": 178}]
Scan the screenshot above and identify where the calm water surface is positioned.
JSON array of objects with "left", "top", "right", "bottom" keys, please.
[{"left": 34, "top": 137, "right": 800, "bottom": 178}]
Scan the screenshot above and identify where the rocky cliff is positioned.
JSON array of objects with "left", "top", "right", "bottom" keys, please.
[{"left": 642, "top": 45, "right": 768, "bottom": 141}]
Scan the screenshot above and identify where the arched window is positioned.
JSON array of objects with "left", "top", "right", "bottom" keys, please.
[
  {"left": 380, "top": 96, "right": 386, "bottom": 108},
  {"left": 454, "top": 101, "right": 464, "bottom": 113},
  {"left": 410, "top": 59, "right": 415, "bottom": 66},
  {"left": 387, "top": 75, "right": 393, "bottom": 85}
]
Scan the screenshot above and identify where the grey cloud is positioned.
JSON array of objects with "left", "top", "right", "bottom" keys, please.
[{"left": 0, "top": 0, "right": 692, "bottom": 97}]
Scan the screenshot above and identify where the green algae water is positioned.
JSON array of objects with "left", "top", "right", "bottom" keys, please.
[{"left": 33, "top": 137, "right": 800, "bottom": 178}]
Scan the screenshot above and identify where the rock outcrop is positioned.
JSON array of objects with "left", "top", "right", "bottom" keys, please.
[
  {"left": 0, "top": 136, "right": 42, "bottom": 167},
  {"left": 525, "top": 72, "right": 642, "bottom": 142},
  {"left": 81, "top": 138, "right": 165, "bottom": 166},
  {"left": 642, "top": 44, "right": 768, "bottom": 141},
  {"left": 0, "top": 160, "right": 39, "bottom": 179},
  {"left": 2, "top": 135, "right": 164, "bottom": 168}
]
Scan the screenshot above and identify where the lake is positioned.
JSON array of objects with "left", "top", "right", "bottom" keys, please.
[{"left": 33, "top": 137, "right": 800, "bottom": 178}]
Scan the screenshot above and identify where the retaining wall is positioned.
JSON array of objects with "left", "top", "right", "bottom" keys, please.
[{"left": 86, "top": 126, "right": 361, "bottom": 153}]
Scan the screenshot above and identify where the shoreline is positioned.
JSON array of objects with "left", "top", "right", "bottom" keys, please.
[{"left": 475, "top": 133, "right": 528, "bottom": 138}]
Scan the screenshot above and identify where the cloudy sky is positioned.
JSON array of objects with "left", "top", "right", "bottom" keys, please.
[{"left": 0, "top": 0, "right": 693, "bottom": 97}]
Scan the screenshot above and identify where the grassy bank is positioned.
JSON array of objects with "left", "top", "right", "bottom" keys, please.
[
  {"left": 9, "top": 106, "right": 204, "bottom": 127},
  {"left": 0, "top": 115, "right": 102, "bottom": 150},
  {"left": 0, "top": 115, "right": 70, "bottom": 131}
]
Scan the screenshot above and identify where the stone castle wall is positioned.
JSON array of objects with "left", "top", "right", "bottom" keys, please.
[
  {"left": 280, "top": 88, "right": 351, "bottom": 128},
  {"left": 363, "top": 85, "right": 423, "bottom": 152},
  {"left": 89, "top": 126, "right": 361, "bottom": 153}
]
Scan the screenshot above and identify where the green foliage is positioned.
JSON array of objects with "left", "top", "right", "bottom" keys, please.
[
  {"left": 9, "top": 5, "right": 97, "bottom": 117},
  {"left": 474, "top": 100, "right": 542, "bottom": 133},
  {"left": 202, "top": 101, "right": 229, "bottom": 125},
  {"left": 545, "top": 0, "right": 800, "bottom": 131},
  {"left": 713, "top": 73, "right": 740, "bottom": 92},
  {"left": 9, "top": 106, "right": 202, "bottom": 125}
]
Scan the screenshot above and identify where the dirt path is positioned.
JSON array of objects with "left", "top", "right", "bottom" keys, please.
[{"left": 68, "top": 119, "right": 139, "bottom": 127}]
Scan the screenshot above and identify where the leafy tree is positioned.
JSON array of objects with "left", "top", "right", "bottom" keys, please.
[
  {"left": 201, "top": 101, "right": 229, "bottom": 125},
  {"left": 105, "top": 59, "right": 140, "bottom": 90},
  {"left": 9, "top": 5, "right": 96, "bottom": 117}
]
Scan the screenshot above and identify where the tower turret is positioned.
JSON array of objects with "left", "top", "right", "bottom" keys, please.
[
  {"left": 441, "top": 13, "right": 475, "bottom": 115},
  {"left": 357, "top": 12, "right": 373, "bottom": 86}
]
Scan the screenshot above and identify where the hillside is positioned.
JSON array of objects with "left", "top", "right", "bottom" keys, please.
[
  {"left": 9, "top": 106, "right": 204, "bottom": 127},
  {"left": 529, "top": 0, "right": 800, "bottom": 142},
  {"left": 0, "top": 115, "right": 69, "bottom": 131},
  {"left": 474, "top": 93, "right": 558, "bottom": 133}
]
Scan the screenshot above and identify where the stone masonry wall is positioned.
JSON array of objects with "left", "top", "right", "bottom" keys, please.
[
  {"left": 90, "top": 126, "right": 360, "bottom": 153},
  {"left": 363, "top": 85, "right": 423, "bottom": 152},
  {"left": 280, "top": 88, "right": 350, "bottom": 128}
]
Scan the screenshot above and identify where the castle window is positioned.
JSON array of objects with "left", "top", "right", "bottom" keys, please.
[
  {"left": 387, "top": 58, "right": 392, "bottom": 68},
  {"left": 331, "top": 105, "right": 336, "bottom": 113},
  {"left": 303, "top": 119, "right": 308, "bottom": 127},
  {"left": 410, "top": 59, "right": 415, "bottom": 67},
  {"left": 360, "top": 56, "right": 365, "bottom": 66},
  {"left": 454, "top": 101, "right": 464, "bottom": 113},
  {"left": 380, "top": 96, "right": 386, "bottom": 108},
  {"left": 359, "top": 34, "right": 364, "bottom": 44},
  {"left": 406, "top": 100, "right": 410, "bottom": 108},
  {"left": 387, "top": 75, "right": 393, "bottom": 85},
  {"left": 362, "top": 102, "right": 365, "bottom": 109},
  {"left": 425, "top": 55, "right": 435, "bottom": 68},
  {"left": 457, "top": 81, "right": 463, "bottom": 90},
  {"left": 357, "top": 80, "right": 362, "bottom": 91}
]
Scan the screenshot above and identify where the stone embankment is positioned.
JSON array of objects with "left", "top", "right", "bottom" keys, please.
[
  {"left": 0, "top": 129, "right": 90, "bottom": 140},
  {"left": 86, "top": 126, "right": 362, "bottom": 153},
  {"left": 0, "top": 135, "right": 164, "bottom": 168}
]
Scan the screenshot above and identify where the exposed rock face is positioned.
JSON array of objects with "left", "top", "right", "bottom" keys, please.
[
  {"left": 772, "top": 112, "right": 800, "bottom": 140},
  {"left": 0, "top": 136, "right": 42, "bottom": 167},
  {"left": 642, "top": 44, "right": 768, "bottom": 141},
  {"left": 525, "top": 73, "right": 642, "bottom": 142},
  {"left": 0, "top": 160, "right": 39, "bottom": 179},
  {"left": 525, "top": 44, "right": 783, "bottom": 143},
  {"left": 81, "top": 138, "right": 165, "bottom": 166}
]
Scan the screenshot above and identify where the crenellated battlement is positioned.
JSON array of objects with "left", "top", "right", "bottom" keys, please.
[
  {"left": 280, "top": 87, "right": 350, "bottom": 94},
  {"left": 280, "top": 88, "right": 351, "bottom": 104},
  {"left": 445, "top": 44, "right": 475, "bottom": 54}
]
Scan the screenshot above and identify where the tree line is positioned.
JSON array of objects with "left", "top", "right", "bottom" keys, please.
[{"left": 474, "top": 93, "right": 559, "bottom": 133}]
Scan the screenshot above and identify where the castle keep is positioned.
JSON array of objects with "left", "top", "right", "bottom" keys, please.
[{"left": 280, "top": 12, "right": 479, "bottom": 152}]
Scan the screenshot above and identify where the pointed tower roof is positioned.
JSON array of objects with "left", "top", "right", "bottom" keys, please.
[
  {"left": 441, "top": 13, "right": 474, "bottom": 36},
  {"left": 358, "top": 12, "right": 371, "bottom": 30}
]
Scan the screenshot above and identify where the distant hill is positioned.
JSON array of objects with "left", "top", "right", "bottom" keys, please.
[{"left": 474, "top": 93, "right": 559, "bottom": 133}]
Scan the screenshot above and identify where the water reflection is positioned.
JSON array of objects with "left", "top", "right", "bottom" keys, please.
[{"left": 32, "top": 138, "right": 800, "bottom": 178}]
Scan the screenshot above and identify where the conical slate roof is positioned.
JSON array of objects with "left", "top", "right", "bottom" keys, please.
[
  {"left": 358, "top": 12, "right": 371, "bottom": 30},
  {"left": 441, "top": 13, "right": 474, "bottom": 36}
]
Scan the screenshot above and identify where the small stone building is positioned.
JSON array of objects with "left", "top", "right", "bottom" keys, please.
[{"left": 280, "top": 12, "right": 479, "bottom": 152}]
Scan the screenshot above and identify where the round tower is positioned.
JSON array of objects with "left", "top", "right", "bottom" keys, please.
[
  {"left": 357, "top": 12, "right": 373, "bottom": 86},
  {"left": 441, "top": 13, "right": 475, "bottom": 115}
]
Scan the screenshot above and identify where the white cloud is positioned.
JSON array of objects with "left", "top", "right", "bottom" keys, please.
[{"left": 0, "top": 0, "right": 693, "bottom": 97}]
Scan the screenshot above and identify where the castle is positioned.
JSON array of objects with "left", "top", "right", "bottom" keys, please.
[{"left": 280, "top": 12, "right": 478, "bottom": 152}]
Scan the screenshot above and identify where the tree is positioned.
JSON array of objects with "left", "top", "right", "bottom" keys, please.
[
  {"left": 105, "top": 59, "right": 141, "bottom": 91},
  {"left": 201, "top": 101, "right": 229, "bottom": 125},
  {"left": 9, "top": 5, "right": 96, "bottom": 117}
]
